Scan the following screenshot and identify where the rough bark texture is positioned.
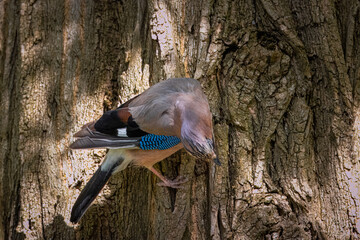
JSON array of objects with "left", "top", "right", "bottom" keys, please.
[{"left": 1, "top": 0, "right": 360, "bottom": 239}]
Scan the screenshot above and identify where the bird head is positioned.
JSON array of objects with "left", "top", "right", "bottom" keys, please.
[
  {"left": 176, "top": 95, "right": 220, "bottom": 165},
  {"left": 180, "top": 129, "right": 220, "bottom": 165}
]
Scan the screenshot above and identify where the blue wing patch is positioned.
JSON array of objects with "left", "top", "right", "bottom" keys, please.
[{"left": 139, "top": 134, "right": 181, "bottom": 150}]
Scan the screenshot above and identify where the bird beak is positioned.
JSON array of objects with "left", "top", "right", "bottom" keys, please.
[{"left": 213, "top": 156, "right": 221, "bottom": 166}]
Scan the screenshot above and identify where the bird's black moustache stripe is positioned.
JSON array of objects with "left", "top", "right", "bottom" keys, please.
[
  {"left": 206, "top": 138, "right": 214, "bottom": 150},
  {"left": 183, "top": 137, "right": 210, "bottom": 158}
]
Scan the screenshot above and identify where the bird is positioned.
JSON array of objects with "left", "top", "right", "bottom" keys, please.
[{"left": 69, "top": 78, "right": 220, "bottom": 223}]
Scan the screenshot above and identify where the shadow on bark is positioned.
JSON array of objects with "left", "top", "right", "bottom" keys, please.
[{"left": 44, "top": 215, "right": 75, "bottom": 240}]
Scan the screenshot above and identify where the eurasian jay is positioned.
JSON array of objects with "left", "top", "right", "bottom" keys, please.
[{"left": 69, "top": 78, "right": 220, "bottom": 223}]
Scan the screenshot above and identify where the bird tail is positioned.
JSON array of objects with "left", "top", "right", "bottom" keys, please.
[{"left": 70, "top": 150, "right": 129, "bottom": 223}]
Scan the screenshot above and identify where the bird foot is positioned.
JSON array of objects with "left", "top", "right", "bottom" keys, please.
[{"left": 157, "top": 176, "right": 188, "bottom": 189}]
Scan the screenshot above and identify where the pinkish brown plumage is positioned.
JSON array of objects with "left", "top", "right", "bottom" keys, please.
[{"left": 69, "top": 78, "right": 219, "bottom": 223}]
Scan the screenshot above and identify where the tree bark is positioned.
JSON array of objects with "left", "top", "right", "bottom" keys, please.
[{"left": 1, "top": 0, "right": 360, "bottom": 239}]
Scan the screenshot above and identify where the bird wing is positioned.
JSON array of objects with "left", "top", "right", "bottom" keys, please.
[
  {"left": 128, "top": 78, "right": 204, "bottom": 135},
  {"left": 70, "top": 78, "right": 203, "bottom": 149},
  {"left": 69, "top": 122, "right": 141, "bottom": 149},
  {"left": 70, "top": 96, "right": 147, "bottom": 149}
]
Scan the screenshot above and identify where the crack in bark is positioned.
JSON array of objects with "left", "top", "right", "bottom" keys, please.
[{"left": 37, "top": 170, "right": 46, "bottom": 240}]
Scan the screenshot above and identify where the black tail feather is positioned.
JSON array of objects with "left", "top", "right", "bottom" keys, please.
[{"left": 70, "top": 159, "right": 121, "bottom": 223}]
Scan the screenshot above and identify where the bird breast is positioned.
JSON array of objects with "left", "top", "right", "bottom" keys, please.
[{"left": 129, "top": 143, "right": 184, "bottom": 168}]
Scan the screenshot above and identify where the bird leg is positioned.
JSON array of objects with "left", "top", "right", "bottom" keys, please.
[{"left": 148, "top": 167, "right": 188, "bottom": 189}]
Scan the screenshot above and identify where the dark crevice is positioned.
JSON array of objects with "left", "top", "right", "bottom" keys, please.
[
  {"left": 181, "top": 226, "right": 191, "bottom": 240},
  {"left": 206, "top": 158, "right": 211, "bottom": 240},
  {"left": 257, "top": 31, "right": 278, "bottom": 50},
  {"left": 11, "top": 182, "right": 25, "bottom": 240},
  {"left": 267, "top": 136, "right": 276, "bottom": 181},
  {"left": 227, "top": 125, "right": 236, "bottom": 199},
  {"left": 169, "top": 187, "right": 177, "bottom": 212},
  {"left": 220, "top": 42, "right": 239, "bottom": 68},
  {"left": 37, "top": 170, "right": 46, "bottom": 240},
  {"left": 3, "top": 0, "right": 22, "bottom": 238},
  {"left": 285, "top": 195, "right": 306, "bottom": 214},
  {"left": 37, "top": 127, "right": 48, "bottom": 239},
  {"left": 160, "top": 157, "right": 183, "bottom": 213},
  {"left": 217, "top": 205, "right": 225, "bottom": 239}
]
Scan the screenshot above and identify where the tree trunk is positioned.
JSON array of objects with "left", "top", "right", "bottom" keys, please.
[{"left": 1, "top": 0, "right": 360, "bottom": 239}]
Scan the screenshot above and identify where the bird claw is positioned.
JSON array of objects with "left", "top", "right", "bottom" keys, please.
[{"left": 157, "top": 176, "right": 188, "bottom": 189}]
